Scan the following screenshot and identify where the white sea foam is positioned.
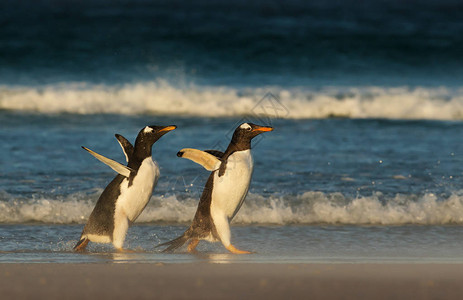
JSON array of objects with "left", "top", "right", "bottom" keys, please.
[
  {"left": 2, "top": 82, "right": 463, "bottom": 120},
  {"left": 0, "top": 192, "right": 96, "bottom": 224},
  {"left": 2, "top": 190, "right": 463, "bottom": 225},
  {"left": 236, "top": 192, "right": 463, "bottom": 225}
]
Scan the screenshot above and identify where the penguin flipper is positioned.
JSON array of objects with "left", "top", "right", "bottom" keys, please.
[
  {"left": 204, "top": 150, "right": 224, "bottom": 158},
  {"left": 115, "top": 134, "right": 134, "bottom": 163},
  {"left": 82, "top": 146, "right": 135, "bottom": 177},
  {"left": 177, "top": 148, "right": 221, "bottom": 171},
  {"left": 156, "top": 234, "right": 190, "bottom": 253}
]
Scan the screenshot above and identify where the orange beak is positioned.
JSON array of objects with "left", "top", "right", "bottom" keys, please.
[
  {"left": 252, "top": 126, "right": 274, "bottom": 132},
  {"left": 158, "top": 125, "right": 177, "bottom": 132}
]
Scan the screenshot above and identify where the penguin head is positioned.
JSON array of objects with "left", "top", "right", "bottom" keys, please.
[
  {"left": 134, "top": 125, "right": 177, "bottom": 154},
  {"left": 231, "top": 123, "right": 273, "bottom": 145},
  {"left": 140, "top": 125, "right": 177, "bottom": 144}
]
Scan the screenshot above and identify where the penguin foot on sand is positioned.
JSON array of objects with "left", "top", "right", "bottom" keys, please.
[
  {"left": 116, "top": 248, "right": 136, "bottom": 253},
  {"left": 226, "top": 244, "right": 252, "bottom": 254}
]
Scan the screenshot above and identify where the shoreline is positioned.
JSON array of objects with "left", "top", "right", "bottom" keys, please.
[{"left": 2, "top": 263, "right": 463, "bottom": 299}]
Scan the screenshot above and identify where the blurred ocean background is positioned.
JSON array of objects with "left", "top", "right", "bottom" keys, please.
[{"left": 2, "top": 0, "right": 463, "bottom": 263}]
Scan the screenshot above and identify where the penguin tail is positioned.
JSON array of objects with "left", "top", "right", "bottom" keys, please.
[
  {"left": 156, "top": 233, "right": 190, "bottom": 253},
  {"left": 73, "top": 237, "right": 89, "bottom": 252}
]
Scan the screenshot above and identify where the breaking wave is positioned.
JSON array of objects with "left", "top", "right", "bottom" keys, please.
[
  {"left": 2, "top": 190, "right": 463, "bottom": 225},
  {"left": 2, "top": 82, "right": 463, "bottom": 120}
]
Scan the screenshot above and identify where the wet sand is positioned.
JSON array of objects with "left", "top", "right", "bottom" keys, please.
[{"left": 1, "top": 263, "right": 463, "bottom": 300}]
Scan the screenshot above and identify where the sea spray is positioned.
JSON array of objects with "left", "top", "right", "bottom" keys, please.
[
  {"left": 3, "top": 190, "right": 463, "bottom": 225},
  {"left": 2, "top": 82, "right": 463, "bottom": 120}
]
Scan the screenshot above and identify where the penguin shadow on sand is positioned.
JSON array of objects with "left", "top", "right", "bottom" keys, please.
[
  {"left": 157, "top": 122, "right": 273, "bottom": 254},
  {"left": 73, "top": 125, "right": 176, "bottom": 253}
]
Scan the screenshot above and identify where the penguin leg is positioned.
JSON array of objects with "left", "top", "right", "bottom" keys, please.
[
  {"left": 211, "top": 212, "right": 251, "bottom": 255},
  {"left": 112, "top": 210, "right": 130, "bottom": 252},
  {"left": 73, "top": 237, "right": 89, "bottom": 252},
  {"left": 187, "top": 239, "right": 200, "bottom": 253}
]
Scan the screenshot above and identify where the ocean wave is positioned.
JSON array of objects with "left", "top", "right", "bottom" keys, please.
[
  {"left": 2, "top": 190, "right": 463, "bottom": 225},
  {"left": 2, "top": 82, "right": 463, "bottom": 120}
]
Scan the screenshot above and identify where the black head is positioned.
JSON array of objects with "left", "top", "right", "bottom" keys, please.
[
  {"left": 228, "top": 122, "right": 273, "bottom": 151},
  {"left": 133, "top": 125, "right": 177, "bottom": 159}
]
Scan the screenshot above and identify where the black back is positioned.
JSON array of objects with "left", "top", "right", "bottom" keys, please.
[
  {"left": 82, "top": 175, "right": 124, "bottom": 238},
  {"left": 188, "top": 173, "right": 219, "bottom": 239}
]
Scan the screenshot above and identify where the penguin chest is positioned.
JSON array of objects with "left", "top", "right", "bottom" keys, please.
[
  {"left": 117, "top": 158, "right": 159, "bottom": 222},
  {"left": 211, "top": 150, "right": 253, "bottom": 219}
]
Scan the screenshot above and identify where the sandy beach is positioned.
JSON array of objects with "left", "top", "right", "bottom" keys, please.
[{"left": 1, "top": 263, "right": 463, "bottom": 300}]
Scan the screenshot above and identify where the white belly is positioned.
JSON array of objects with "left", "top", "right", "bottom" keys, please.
[
  {"left": 211, "top": 150, "right": 253, "bottom": 220},
  {"left": 117, "top": 158, "right": 159, "bottom": 222}
]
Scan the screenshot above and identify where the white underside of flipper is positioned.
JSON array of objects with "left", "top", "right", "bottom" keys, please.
[
  {"left": 82, "top": 146, "right": 134, "bottom": 177},
  {"left": 210, "top": 150, "right": 253, "bottom": 247},
  {"left": 112, "top": 157, "right": 159, "bottom": 249},
  {"left": 178, "top": 148, "right": 221, "bottom": 171}
]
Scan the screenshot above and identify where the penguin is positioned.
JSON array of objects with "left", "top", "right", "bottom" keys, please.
[
  {"left": 158, "top": 122, "right": 273, "bottom": 254},
  {"left": 74, "top": 125, "right": 176, "bottom": 252}
]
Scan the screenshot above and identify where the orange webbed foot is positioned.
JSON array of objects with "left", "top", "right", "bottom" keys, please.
[
  {"left": 187, "top": 239, "right": 200, "bottom": 253},
  {"left": 226, "top": 244, "right": 252, "bottom": 254},
  {"left": 116, "top": 248, "right": 136, "bottom": 253}
]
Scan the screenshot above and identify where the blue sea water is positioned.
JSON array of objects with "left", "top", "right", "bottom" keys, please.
[{"left": 2, "top": 0, "right": 463, "bottom": 263}]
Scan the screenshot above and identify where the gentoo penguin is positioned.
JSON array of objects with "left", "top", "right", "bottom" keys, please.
[
  {"left": 74, "top": 125, "right": 176, "bottom": 252},
  {"left": 158, "top": 122, "right": 273, "bottom": 254}
]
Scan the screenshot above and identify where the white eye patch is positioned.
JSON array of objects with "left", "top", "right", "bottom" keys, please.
[
  {"left": 240, "top": 123, "right": 251, "bottom": 130},
  {"left": 143, "top": 126, "right": 154, "bottom": 133}
]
